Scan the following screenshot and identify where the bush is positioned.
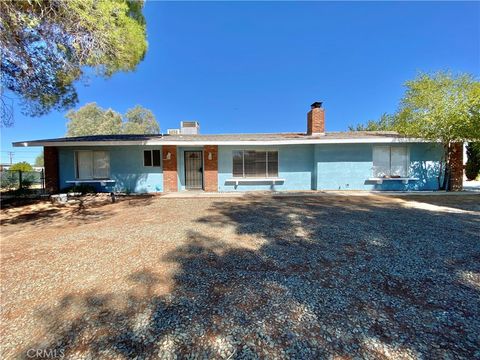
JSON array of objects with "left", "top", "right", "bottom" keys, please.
[
  {"left": 465, "top": 142, "right": 480, "bottom": 181},
  {"left": 60, "top": 184, "right": 97, "bottom": 194},
  {"left": 465, "top": 161, "right": 479, "bottom": 181},
  {"left": 0, "top": 171, "right": 19, "bottom": 190},
  {"left": 9, "top": 161, "right": 33, "bottom": 172}
]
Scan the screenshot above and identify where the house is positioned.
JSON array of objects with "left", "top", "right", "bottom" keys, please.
[{"left": 13, "top": 102, "right": 462, "bottom": 193}]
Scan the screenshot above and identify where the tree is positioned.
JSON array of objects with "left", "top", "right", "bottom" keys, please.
[
  {"left": 465, "top": 142, "right": 480, "bottom": 181},
  {"left": 348, "top": 113, "right": 396, "bottom": 131},
  {"left": 394, "top": 72, "right": 480, "bottom": 190},
  {"left": 123, "top": 106, "right": 160, "bottom": 134},
  {"left": 349, "top": 72, "right": 480, "bottom": 190},
  {"left": 10, "top": 161, "right": 33, "bottom": 172},
  {"left": 0, "top": 0, "right": 147, "bottom": 124},
  {"left": 66, "top": 103, "right": 123, "bottom": 136},
  {"left": 34, "top": 152, "right": 44, "bottom": 167},
  {"left": 65, "top": 103, "right": 160, "bottom": 136}
]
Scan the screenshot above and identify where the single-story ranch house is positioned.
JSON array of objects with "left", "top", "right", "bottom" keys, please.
[{"left": 14, "top": 102, "right": 463, "bottom": 193}]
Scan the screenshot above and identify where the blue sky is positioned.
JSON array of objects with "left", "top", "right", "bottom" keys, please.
[{"left": 2, "top": 1, "right": 479, "bottom": 164}]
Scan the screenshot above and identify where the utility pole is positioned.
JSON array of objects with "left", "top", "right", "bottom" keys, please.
[{"left": 7, "top": 151, "right": 14, "bottom": 165}]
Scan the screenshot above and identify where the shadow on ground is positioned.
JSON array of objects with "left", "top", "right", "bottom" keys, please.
[
  {"left": 1, "top": 195, "right": 154, "bottom": 228},
  {"left": 20, "top": 196, "right": 480, "bottom": 359}
]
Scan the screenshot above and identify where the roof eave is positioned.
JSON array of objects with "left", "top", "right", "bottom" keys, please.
[{"left": 12, "top": 137, "right": 432, "bottom": 147}]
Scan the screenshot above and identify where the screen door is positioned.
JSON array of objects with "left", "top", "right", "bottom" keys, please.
[{"left": 184, "top": 151, "right": 203, "bottom": 190}]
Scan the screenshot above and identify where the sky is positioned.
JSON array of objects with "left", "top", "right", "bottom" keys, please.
[{"left": 1, "top": 1, "right": 479, "bottom": 164}]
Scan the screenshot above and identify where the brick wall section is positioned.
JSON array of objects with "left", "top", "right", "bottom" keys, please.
[
  {"left": 203, "top": 145, "right": 218, "bottom": 192},
  {"left": 162, "top": 146, "right": 178, "bottom": 192},
  {"left": 44, "top": 146, "right": 59, "bottom": 193},
  {"left": 307, "top": 107, "right": 325, "bottom": 135},
  {"left": 449, "top": 142, "right": 463, "bottom": 191}
]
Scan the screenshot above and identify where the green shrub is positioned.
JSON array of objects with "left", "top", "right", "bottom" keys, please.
[{"left": 465, "top": 142, "right": 480, "bottom": 181}]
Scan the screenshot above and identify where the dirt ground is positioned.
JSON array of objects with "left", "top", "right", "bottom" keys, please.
[{"left": 1, "top": 193, "right": 479, "bottom": 359}]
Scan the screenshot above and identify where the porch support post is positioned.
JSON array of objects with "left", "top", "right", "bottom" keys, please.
[
  {"left": 449, "top": 142, "right": 463, "bottom": 191},
  {"left": 203, "top": 145, "right": 218, "bottom": 192},
  {"left": 44, "top": 146, "right": 59, "bottom": 193},
  {"left": 162, "top": 146, "right": 178, "bottom": 192}
]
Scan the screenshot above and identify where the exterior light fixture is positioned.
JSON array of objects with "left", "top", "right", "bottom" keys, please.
[
  {"left": 165, "top": 152, "right": 171, "bottom": 160},
  {"left": 208, "top": 152, "right": 213, "bottom": 160}
]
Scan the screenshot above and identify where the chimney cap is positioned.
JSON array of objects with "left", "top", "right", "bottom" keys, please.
[{"left": 311, "top": 101, "right": 323, "bottom": 109}]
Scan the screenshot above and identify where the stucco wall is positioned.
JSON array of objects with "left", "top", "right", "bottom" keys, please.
[
  {"left": 57, "top": 142, "right": 444, "bottom": 193},
  {"left": 218, "top": 145, "right": 314, "bottom": 191},
  {"left": 58, "top": 146, "right": 163, "bottom": 193},
  {"left": 314, "top": 143, "right": 444, "bottom": 191}
]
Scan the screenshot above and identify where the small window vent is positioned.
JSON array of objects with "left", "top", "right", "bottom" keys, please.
[{"left": 167, "top": 129, "right": 180, "bottom": 135}]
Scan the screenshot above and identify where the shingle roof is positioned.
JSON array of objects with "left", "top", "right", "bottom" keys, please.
[{"left": 14, "top": 131, "right": 404, "bottom": 146}]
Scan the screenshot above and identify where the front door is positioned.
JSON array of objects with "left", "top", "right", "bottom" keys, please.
[{"left": 184, "top": 151, "right": 203, "bottom": 190}]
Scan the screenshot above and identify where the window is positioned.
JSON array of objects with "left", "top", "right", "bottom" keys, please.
[
  {"left": 232, "top": 150, "right": 279, "bottom": 178},
  {"left": 75, "top": 151, "right": 110, "bottom": 179},
  {"left": 144, "top": 150, "right": 161, "bottom": 167},
  {"left": 373, "top": 146, "right": 408, "bottom": 177}
]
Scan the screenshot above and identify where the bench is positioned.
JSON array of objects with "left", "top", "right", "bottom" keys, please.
[
  {"left": 225, "top": 178, "right": 285, "bottom": 186},
  {"left": 66, "top": 180, "right": 116, "bottom": 186},
  {"left": 368, "top": 177, "right": 419, "bottom": 185}
]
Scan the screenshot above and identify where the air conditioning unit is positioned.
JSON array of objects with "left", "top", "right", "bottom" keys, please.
[
  {"left": 167, "top": 129, "right": 180, "bottom": 135},
  {"left": 180, "top": 121, "right": 200, "bottom": 134}
]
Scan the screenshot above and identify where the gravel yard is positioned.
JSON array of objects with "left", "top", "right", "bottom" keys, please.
[{"left": 1, "top": 193, "right": 479, "bottom": 359}]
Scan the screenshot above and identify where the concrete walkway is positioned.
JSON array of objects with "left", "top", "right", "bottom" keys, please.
[{"left": 161, "top": 189, "right": 480, "bottom": 198}]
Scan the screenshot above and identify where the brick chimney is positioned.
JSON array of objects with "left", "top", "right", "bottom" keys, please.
[{"left": 307, "top": 101, "right": 325, "bottom": 135}]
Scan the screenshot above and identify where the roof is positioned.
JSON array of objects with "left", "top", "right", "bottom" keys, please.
[{"left": 13, "top": 131, "right": 427, "bottom": 147}]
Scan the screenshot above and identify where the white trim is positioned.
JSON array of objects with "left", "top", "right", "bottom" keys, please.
[{"left": 13, "top": 137, "right": 432, "bottom": 147}]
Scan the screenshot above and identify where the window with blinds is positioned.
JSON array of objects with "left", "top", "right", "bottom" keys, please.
[
  {"left": 232, "top": 150, "right": 279, "bottom": 178},
  {"left": 75, "top": 151, "right": 110, "bottom": 179},
  {"left": 373, "top": 146, "right": 408, "bottom": 177}
]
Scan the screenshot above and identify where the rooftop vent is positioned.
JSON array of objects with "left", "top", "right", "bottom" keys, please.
[
  {"left": 167, "top": 129, "right": 180, "bottom": 135},
  {"left": 180, "top": 121, "right": 200, "bottom": 134}
]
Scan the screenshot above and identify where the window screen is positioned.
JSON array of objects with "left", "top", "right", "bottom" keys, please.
[
  {"left": 232, "top": 151, "right": 243, "bottom": 177},
  {"left": 267, "top": 151, "right": 278, "bottom": 177},
  {"left": 93, "top": 151, "right": 109, "bottom": 179},
  {"left": 152, "top": 150, "right": 161, "bottom": 166},
  {"left": 144, "top": 151, "right": 152, "bottom": 166},
  {"left": 372, "top": 146, "right": 390, "bottom": 177},
  {"left": 232, "top": 150, "right": 279, "bottom": 178},
  {"left": 76, "top": 151, "right": 93, "bottom": 179},
  {"left": 390, "top": 147, "right": 408, "bottom": 177},
  {"left": 372, "top": 146, "right": 408, "bottom": 177}
]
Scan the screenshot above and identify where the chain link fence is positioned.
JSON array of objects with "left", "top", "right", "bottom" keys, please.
[{"left": 0, "top": 169, "right": 45, "bottom": 199}]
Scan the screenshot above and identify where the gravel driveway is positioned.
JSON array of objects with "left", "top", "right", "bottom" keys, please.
[{"left": 1, "top": 194, "right": 479, "bottom": 359}]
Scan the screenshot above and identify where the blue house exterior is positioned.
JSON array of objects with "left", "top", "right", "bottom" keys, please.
[{"left": 13, "top": 103, "right": 446, "bottom": 194}]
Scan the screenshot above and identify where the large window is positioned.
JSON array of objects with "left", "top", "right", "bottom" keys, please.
[
  {"left": 144, "top": 150, "right": 161, "bottom": 167},
  {"left": 373, "top": 146, "right": 408, "bottom": 177},
  {"left": 75, "top": 151, "right": 110, "bottom": 179},
  {"left": 233, "top": 150, "right": 278, "bottom": 178}
]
